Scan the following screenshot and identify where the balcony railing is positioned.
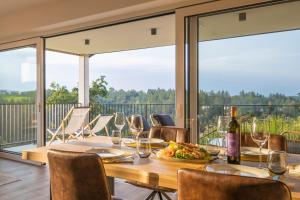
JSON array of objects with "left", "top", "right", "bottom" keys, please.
[
  {"left": 1, "top": 103, "right": 300, "bottom": 153},
  {"left": 0, "top": 103, "right": 175, "bottom": 149},
  {"left": 199, "top": 104, "right": 300, "bottom": 136},
  {"left": 0, "top": 104, "right": 37, "bottom": 148},
  {"left": 198, "top": 104, "right": 300, "bottom": 153}
]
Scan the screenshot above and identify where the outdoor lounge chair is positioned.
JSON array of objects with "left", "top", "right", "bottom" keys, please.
[
  {"left": 47, "top": 106, "right": 90, "bottom": 145},
  {"left": 83, "top": 114, "right": 114, "bottom": 137}
]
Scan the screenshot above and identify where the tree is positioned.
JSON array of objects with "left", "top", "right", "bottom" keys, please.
[
  {"left": 46, "top": 82, "right": 78, "bottom": 104},
  {"left": 89, "top": 76, "right": 108, "bottom": 104},
  {"left": 46, "top": 76, "right": 108, "bottom": 104}
]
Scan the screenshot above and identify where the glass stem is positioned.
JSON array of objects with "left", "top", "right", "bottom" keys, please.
[
  {"left": 136, "top": 132, "right": 141, "bottom": 141},
  {"left": 259, "top": 145, "right": 262, "bottom": 168}
]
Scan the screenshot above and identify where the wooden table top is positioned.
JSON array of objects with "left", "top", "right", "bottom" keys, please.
[{"left": 22, "top": 136, "right": 300, "bottom": 199}]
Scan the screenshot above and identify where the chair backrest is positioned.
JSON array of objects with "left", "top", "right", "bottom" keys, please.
[
  {"left": 91, "top": 115, "right": 113, "bottom": 134},
  {"left": 65, "top": 107, "right": 90, "bottom": 133},
  {"left": 127, "top": 115, "right": 150, "bottom": 132},
  {"left": 150, "top": 114, "right": 175, "bottom": 126},
  {"left": 48, "top": 150, "right": 111, "bottom": 200},
  {"left": 149, "top": 126, "right": 189, "bottom": 143},
  {"left": 178, "top": 169, "right": 291, "bottom": 200},
  {"left": 241, "top": 133, "right": 287, "bottom": 151},
  {"left": 268, "top": 134, "right": 287, "bottom": 151}
]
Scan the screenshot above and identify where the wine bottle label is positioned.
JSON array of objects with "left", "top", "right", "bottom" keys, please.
[{"left": 227, "top": 132, "right": 240, "bottom": 157}]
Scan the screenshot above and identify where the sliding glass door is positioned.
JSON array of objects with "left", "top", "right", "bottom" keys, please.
[
  {"left": 0, "top": 38, "right": 44, "bottom": 155},
  {"left": 179, "top": 0, "right": 300, "bottom": 145}
]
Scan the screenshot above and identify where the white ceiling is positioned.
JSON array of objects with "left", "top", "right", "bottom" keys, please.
[
  {"left": 0, "top": 0, "right": 59, "bottom": 17},
  {"left": 46, "top": 1, "right": 300, "bottom": 55},
  {"left": 46, "top": 14, "right": 175, "bottom": 55}
]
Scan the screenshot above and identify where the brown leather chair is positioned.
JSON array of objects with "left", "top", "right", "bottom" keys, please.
[
  {"left": 149, "top": 126, "right": 189, "bottom": 143},
  {"left": 241, "top": 134, "right": 287, "bottom": 151},
  {"left": 128, "top": 127, "right": 189, "bottom": 200},
  {"left": 48, "top": 150, "right": 122, "bottom": 200},
  {"left": 268, "top": 134, "right": 287, "bottom": 151},
  {"left": 178, "top": 169, "right": 291, "bottom": 200}
]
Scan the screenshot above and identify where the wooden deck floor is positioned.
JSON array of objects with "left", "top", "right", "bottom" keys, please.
[{"left": 0, "top": 158, "right": 176, "bottom": 200}]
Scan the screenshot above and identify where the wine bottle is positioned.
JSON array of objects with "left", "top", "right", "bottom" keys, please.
[{"left": 227, "top": 106, "right": 241, "bottom": 164}]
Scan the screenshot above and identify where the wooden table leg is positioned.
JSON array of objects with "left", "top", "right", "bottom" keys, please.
[{"left": 107, "top": 176, "right": 115, "bottom": 195}]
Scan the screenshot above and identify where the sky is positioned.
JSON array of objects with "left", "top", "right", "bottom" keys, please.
[
  {"left": 0, "top": 47, "right": 37, "bottom": 91},
  {"left": 44, "top": 46, "right": 176, "bottom": 91},
  {"left": 0, "top": 29, "right": 300, "bottom": 96},
  {"left": 199, "top": 30, "right": 300, "bottom": 96}
]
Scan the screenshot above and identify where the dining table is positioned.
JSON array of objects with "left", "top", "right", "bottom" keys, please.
[{"left": 22, "top": 136, "right": 300, "bottom": 200}]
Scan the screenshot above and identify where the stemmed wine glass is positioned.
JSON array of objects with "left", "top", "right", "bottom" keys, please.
[
  {"left": 217, "top": 116, "right": 230, "bottom": 160},
  {"left": 115, "top": 112, "right": 126, "bottom": 132},
  {"left": 128, "top": 114, "right": 144, "bottom": 140},
  {"left": 251, "top": 118, "right": 270, "bottom": 168},
  {"left": 267, "top": 151, "right": 287, "bottom": 180}
]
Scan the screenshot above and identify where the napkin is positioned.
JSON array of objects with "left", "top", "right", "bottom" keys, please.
[{"left": 103, "top": 156, "right": 134, "bottom": 164}]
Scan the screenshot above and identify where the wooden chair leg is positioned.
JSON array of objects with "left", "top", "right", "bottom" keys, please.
[
  {"left": 62, "top": 132, "right": 65, "bottom": 143},
  {"left": 105, "top": 126, "right": 109, "bottom": 136},
  {"left": 48, "top": 132, "right": 58, "bottom": 145},
  {"left": 67, "top": 134, "right": 78, "bottom": 142}
]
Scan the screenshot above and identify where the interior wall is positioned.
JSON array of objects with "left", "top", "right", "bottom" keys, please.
[{"left": 0, "top": 0, "right": 209, "bottom": 44}]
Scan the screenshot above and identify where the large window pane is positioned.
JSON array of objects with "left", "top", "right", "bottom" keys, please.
[
  {"left": 45, "top": 14, "right": 175, "bottom": 139},
  {"left": 45, "top": 50, "right": 79, "bottom": 143},
  {"left": 0, "top": 46, "right": 37, "bottom": 153},
  {"left": 89, "top": 46, "right": 175, "bottom": 137},
  {"left": 196, "top": 1, "right": 300, "bottom": 153}
]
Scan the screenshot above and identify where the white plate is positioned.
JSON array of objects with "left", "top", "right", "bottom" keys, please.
[
  {"left": 241, "top": 147, "right": 269, "bottom": 156},
  {"left": 123, "top": 138, "right": 164, "bottom": 144},
  {"left": 206, "top": 164, "right": 269, "bottom": 178},
  {"left": 86, "top": 148, "right": 125, "bottom": 159}
]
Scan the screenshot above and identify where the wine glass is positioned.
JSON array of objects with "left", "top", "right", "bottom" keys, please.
[
  {"left": 115, "top": 112, "right": 126, "bottom": 132},
  {"left": 217, "top": 116, "right": 230, "bottom": 160},
  {"left": 251, "top": 118, "right": 270, "bottom": 168},
  {"left": 128, "top": 114, "right": 144, "bottom": 140},
  {"left": 111, "top": 130, "right": 122, "bottom": 146},
  {"left": 267, "top": 151, "right": 287, "bottom": 180},
  {"left": 137, "top": 138, "right": 151, "bottom": 158}
]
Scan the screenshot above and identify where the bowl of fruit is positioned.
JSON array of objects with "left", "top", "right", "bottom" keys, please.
[{"left": 156, "top": 141, "right": 212, "bottom": 163}]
